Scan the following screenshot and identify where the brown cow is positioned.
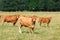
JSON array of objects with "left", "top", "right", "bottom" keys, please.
[
  {"left": 38, "top": 17, "right": 52, "bottom": 27},
  {"left": 17, "top": 15, "right": 37, "bottom": 33},
  {"left": 1, "top": 14, "right": 20, "bottom": 26}
]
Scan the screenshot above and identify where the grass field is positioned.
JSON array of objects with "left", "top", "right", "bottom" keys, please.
[{"left": 0, "top": 12, "right": 60, "bottom": 40}]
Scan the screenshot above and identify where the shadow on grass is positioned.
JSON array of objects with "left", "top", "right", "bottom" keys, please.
[
  {"left": 22, "top": 31, "right": 40, "bottom": 34},
  {"left": 34, "top": 32, "right": 40, "bottom": 34},
  {"left": 22, "top": 31, "right": 30, "bottom": 33}
]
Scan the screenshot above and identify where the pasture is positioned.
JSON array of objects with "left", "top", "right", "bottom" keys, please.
[{"left": 0, "top": 12, "right": 60, "bottom": 40}]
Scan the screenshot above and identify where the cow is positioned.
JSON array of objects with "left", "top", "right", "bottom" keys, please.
[
  {"left": 1, "top": 14, "right": 20, "bottom": 26},
  {"left": 17, "top": 15, "right": 37, "bottom": 33},
  {"left": 38, "top": 17, "right": 52, "bottom": 27}
]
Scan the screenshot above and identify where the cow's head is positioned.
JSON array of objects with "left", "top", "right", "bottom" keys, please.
[
  {"left": 15, "top": 14, "right": 20, "bottom": 18},
  {"left": 32, "top": 15, "right": 37, "bottom": 21}
]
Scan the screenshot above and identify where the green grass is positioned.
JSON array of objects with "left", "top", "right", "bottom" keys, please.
[{"left": 0, "top": 12, "right": 60, "bottom": 40}]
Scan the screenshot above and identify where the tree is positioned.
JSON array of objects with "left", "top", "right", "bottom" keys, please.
[{"left": 0, "top": 0, "right": 60, "bottom": 11}]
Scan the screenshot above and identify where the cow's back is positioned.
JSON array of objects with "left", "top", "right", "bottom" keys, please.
[{"left": 18, "top": 16, "right": 34, "bottom": 27}]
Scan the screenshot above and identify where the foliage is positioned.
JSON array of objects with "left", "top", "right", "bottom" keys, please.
[{"left": 0, "top": 0, "right": 60, "bottom": 11}]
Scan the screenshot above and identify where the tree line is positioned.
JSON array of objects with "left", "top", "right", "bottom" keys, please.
[{"left": 0, "top": 0, "right": 60, "bottom": 11}]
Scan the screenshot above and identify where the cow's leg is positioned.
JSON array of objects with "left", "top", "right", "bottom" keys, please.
[
  {"left": 31, "top": 27, "right": 34, "bottom": 32},
  {"left": 1, "top": 20, "right": 4, "bottom": 26},
  {"left": 30, "top": 28, "right": 34, "bottom": 33},
  {"left": 39, "top": 21, "right": 41, "bottom": 26},
  {"left": 38, "top": 22, "right": 40, "bottom": 26},
  {"left": 13, "top": 22, "right": 16, "bottom": 26},
  {"left": 18, "top": 25, "right": 22, "bottom": 33},
  {"left": 47, "top": 21, "right": 50, "bottom": 27},
  {"left": 38, "top": 22, "right": 42, "bottom": 26},
  {"left": 18, "top": 23, "right": 22, "bottom": 33},
  {"left": 40, "top": 22, "right": 42, "bottom": 26},
  {"left": 30, "top": 26, "right": 34, "bottom": 33},
  {"left": 47, "top": 23, "right": 49, "bottom": 27}
]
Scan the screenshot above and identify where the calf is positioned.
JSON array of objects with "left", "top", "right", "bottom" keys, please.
[{"left": 38, "top": 17, "right": 52, "bottom": 27}]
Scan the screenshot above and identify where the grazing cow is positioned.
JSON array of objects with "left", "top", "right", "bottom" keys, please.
[
  {"left": 38, "top": 17, "right": 52, "bottom": 26},
  {"left": 17, "top": 15, "right": 37, "bottom": 33},
  {"left": 1, "top": 14, "right": 20, "bottom": 26}
]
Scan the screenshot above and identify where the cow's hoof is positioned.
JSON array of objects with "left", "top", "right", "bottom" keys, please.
[{"left": 19, "top": 30, "right": 22, "bottom": 33}]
